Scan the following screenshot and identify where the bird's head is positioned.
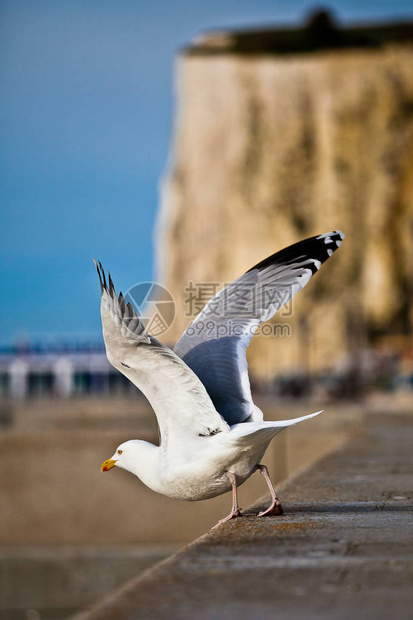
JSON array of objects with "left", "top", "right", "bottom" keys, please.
[
  {"left": 100, "top": 439, "right": 158, "bottom": 481},
  {"left": 101, "top": 440, "right": 135, "bottom": 473}
]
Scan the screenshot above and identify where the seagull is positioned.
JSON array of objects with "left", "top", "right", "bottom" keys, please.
[{"left": 97, "top": 231, "right": 344, "bottom": 526}]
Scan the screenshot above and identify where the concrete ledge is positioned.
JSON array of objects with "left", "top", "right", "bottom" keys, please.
[
  {"left": 0, "top": 544, "right": 179, "bottom": 616},
  {"left": 74, "top": 409, "right": 413, "bottom": 620}
]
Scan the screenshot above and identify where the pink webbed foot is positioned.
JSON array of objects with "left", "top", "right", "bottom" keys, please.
[
  {"left": 258, "top": 500, "right": 283, "bottom": 517},
  {"left": 212, "top": 507, "right": 243, "bottom": 529}
]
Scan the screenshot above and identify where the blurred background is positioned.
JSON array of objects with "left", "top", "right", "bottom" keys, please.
[{"left": 1, "top": 1, "right": 413, "bottom": 617}]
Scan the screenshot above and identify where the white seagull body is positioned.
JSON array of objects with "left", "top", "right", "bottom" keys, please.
[{"left": 98, "top": 231, "right": 344, "bottom": 524}]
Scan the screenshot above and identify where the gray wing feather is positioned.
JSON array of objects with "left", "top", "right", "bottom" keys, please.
[
  {"left": 94, "top": 260, "right": 229, "bottom": 447},
  {"left": 174, "top": 231, "right": 345, "bottom": 425}
]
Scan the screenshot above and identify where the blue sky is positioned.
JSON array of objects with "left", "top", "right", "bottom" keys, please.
[{"left": 1, "top": 0, "right": 412, "bottom": 346}]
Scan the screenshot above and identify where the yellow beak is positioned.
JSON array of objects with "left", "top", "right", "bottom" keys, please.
[{"left": 101, "top": 458, "right": 116, "bottom": 472}]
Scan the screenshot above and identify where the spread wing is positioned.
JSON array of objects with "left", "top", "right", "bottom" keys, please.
[
  {"left": 174, "top": 231, "right": 345, "bottom": 425},
  {"left": 94, "top": 260, "right": 229, "bottom": 449}
]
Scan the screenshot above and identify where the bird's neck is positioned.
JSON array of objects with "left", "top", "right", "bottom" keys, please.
[{"left": 121, "top": 440, "right": 162, "bottom": 492}]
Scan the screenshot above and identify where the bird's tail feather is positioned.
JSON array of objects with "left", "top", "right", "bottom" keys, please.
[
  {"left": 266, "top": 409, "right": 324, "bottom": 428},
  {"left": 230, "top": 410, "right": 324, "bottom": 444}
]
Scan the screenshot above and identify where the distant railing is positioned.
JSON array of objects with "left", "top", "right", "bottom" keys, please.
[{"left": 0, "top": 345, "right": 140, "bottom": 399}]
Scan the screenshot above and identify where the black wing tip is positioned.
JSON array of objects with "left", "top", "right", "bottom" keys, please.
[
  {"left": 92, "top": 263, "right": 144, "bottom": 339},
  {"left": 118, "top": 291, "right": 126, "bottom": 312},
  {"left": 108, "top": 272, "right": 115, "bottom": 298},
  {"left": 97, "top": 261, "right": 107, "bottom": 290},
  {"left": 315, "top": 230, "right": 345, "bottom": 258},
  {"left": 93, "top": 257, "right": 104, "bottom": 294},
  {"left": 93, "top": 259, "right": 116, "bottom": 297},
  {"left": 317, "top": 229, "right": 345, "bottom": 243},
  {"left": 248, "top": 229, "right": 345, "bottom": 274},
  {"left": 126, "top": 301, "right": 136, "bottom": 318}
]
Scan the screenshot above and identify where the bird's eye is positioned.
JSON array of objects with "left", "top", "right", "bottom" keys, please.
[{"left": 117, "top": 449, "right": 123, "bottom": 455}]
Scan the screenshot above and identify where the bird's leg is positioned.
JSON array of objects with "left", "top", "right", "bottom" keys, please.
[
  {"left": 213, "top": 472, "right": 243, "bottom": 528},
  {"left": 256, "top": 464, "right": 284, "bottom": 516}
]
